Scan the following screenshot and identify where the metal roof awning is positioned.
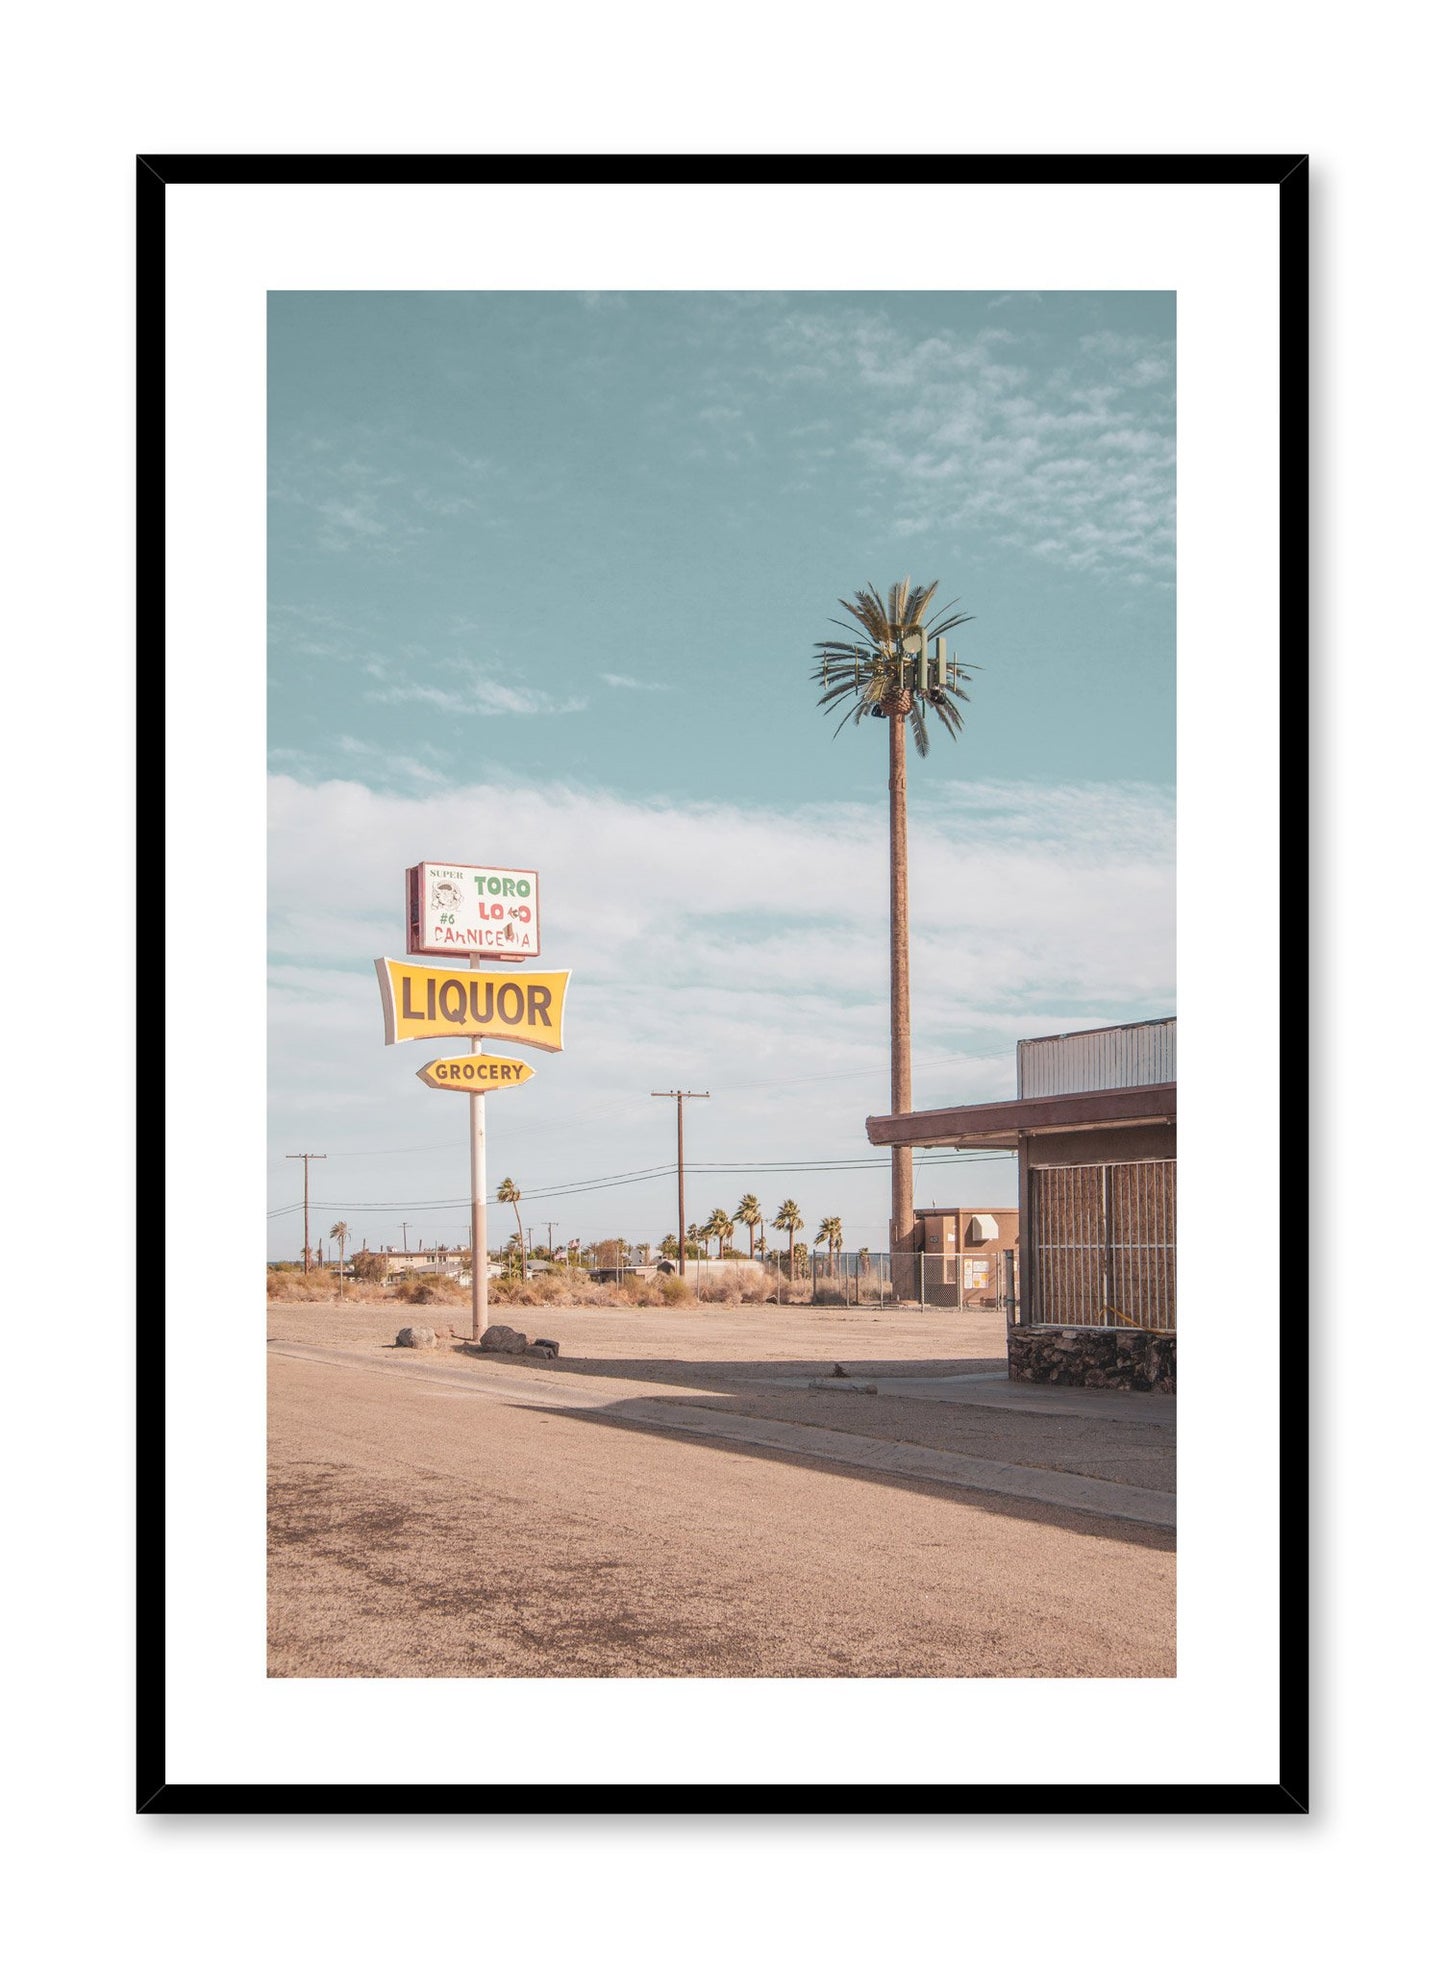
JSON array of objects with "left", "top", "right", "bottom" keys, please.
[
  {"left": 865, "top": 1081, "right": 1176, "bottom": 1151},
  {"left": 966, "top": 1213, "right": 999, "bottom": 1242}
]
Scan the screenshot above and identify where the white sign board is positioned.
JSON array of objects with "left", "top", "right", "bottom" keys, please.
[{"left": 406, "top": 861, "right": 541, "bottom": 961}]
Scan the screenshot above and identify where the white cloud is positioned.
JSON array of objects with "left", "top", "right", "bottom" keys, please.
[
  {"left": 600, "top": 672, "right": 668, "bottom": 692},
  {"left": 269, "top": 422, "right": 502, "bottom": 555},
  {"left": 268, "top": 772, "right": 1173, "bottom": 1253},
  {"left": 764, "top": 309, "right": 1175, "bottom": 581},
  {"left": 363, "top": 675, "right": 586, "bottom": 717}
]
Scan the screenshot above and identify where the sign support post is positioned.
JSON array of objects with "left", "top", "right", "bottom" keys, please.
[
  {"left": 469, "top": 953, "right": 488, "bottom": 1344},
  {"left": 380, "top": 865, "right": 568, "bottom": 1346}
]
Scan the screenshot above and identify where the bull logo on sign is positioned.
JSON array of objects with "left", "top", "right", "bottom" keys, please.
[{"left": 430, "top": 878, "right": 466, "bottom": 912}]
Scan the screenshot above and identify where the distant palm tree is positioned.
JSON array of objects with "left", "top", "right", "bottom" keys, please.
[
  {"left": 330, "top": 1220, "right": 350, "bottom": 1294},
  {"left": 772, "top": 1198, "right": 803, "bottom": 1275},
  {"left": 704, "top": 1207, "right": 733, "bottom": 1258},
  {"left": 734, "top": 1193, "right": 762, "bottom": 1260},
  {"left": 814, "top": 1216, "right": 843, "bottom": 1277},
  {"left": 687, "top": 1222, "right": 703, "bottom": 1258},
  {"left": 496, "top": 1177, "right": 526, "bottom": 1279},
  {"left": 814, "top": 578, "right": 974, "bottom": 1285}
]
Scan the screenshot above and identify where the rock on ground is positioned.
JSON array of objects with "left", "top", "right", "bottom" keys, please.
[{"left": 478, "top": 1324, "right": 559, "bottom": 1359}]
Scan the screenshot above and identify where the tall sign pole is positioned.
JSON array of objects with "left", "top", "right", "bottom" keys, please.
[
  {"left": 652, "top": 1091, "right": 708, "bottom": 1281},
  {"left": 469, "top": 953, "right": 488, "bottom": 1344},
  {"left": 379, "top": 862, "right": 570, "bottom": 1349}
]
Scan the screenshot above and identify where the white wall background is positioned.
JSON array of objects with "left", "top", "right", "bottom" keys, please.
[{"left": 3, "top": 8, "right": 1420, "bottom": 1967}]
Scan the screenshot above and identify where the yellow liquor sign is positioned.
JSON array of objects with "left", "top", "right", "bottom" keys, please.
[
  {"left": 416, "top": 1055, "right": 536, "bottom": 1092},
  {"left": 374, "top": 959, "right": 570, "bottom": 1051}
]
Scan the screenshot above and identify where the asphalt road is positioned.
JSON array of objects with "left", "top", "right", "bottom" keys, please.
[{"left": 268, "top": 1343, "right": 1175, "bottom": 1678}]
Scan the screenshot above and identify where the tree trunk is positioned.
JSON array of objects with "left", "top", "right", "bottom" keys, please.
[{"left": 889, "top": 712, "right": 916, "bottom": 1293}]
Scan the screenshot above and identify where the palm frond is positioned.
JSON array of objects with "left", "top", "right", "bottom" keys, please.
[
  {"left": 817, "top": 578, "right": 976, "bottom": 755},
  {"left": 817, "top": 683, "right": 867, "bottom": 714},
  {"left": 927, "top": 614, "right": 975, "bottom": 645},
  {"left": 932, "top": 695, "right": 964, "bottom": 738},
  {"left": 906, "top": 579, "right": 938, "bottom": 627},
  {"left": 841, "top": 587, "right": 889, "bottom": 642}
]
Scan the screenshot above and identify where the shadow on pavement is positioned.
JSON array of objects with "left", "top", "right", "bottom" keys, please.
[{"left": 520, "top": 1392, "right": 1176, "bottom": 1548}]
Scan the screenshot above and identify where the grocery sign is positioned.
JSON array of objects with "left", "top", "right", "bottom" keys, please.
[
  {"left": 384, "top": 856, "right": 568, "bottom": 1348},
  {"left": 416, "top": 1055, "right": 536, "bottom": 1092},
  {"left": 407, "top": 861, "right": 540, "bottom": 960},
  {"left": 375, "top": 958, "right": 570, "bottom": 1051}
]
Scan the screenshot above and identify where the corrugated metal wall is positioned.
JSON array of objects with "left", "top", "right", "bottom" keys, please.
[{"left": 1017, "top": 1017, "right": 1176, "bottom": 1097}]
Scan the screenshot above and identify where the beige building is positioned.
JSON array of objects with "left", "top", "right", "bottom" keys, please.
[{"left": 913, "top": 1205, "right": 1020, "bottom": 1308}]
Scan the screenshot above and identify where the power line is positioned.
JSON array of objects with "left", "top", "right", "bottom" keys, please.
[{"left": 273, "top": 1148, "right": 1015, "bottom": 1216}]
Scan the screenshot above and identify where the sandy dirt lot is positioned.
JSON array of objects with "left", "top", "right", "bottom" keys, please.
[
  {"left": 266, "top": 1292, "right": 1013, "bottom": 1369},
  {"left": 268, "top": 1296, "right": 1175, "bottom": 1679}
]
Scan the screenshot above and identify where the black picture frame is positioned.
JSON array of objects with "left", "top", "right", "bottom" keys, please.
[{"left": 139, "top": 152, "right": 1306, "bottom": 1815}]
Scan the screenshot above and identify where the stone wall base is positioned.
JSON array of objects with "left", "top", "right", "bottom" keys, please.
[{"left": 1008, "top": 1325, "right": 1176, "bottom": 1392}]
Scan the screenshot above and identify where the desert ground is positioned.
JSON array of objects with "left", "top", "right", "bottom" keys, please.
[{"left": 268, "top": 1294, "right": 1175, "bottom": 1678}]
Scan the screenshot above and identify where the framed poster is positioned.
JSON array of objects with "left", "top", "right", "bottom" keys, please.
[{"left": 143, "top": 154, "right": 1304, "bottom": 1812}]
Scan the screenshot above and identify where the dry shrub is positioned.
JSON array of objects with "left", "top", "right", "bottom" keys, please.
[
  {"left": 393, "top": 1273, "right": 468, "bottom": 1307},
  {"left": 488, "top": 1271, "right": 615, "bottom": 1309},
  {"left": 622, "top": 1274, "right": 701, "bottom": 1308},
  {"left": 621, "top": 1275, "right": 665, "bottom": 1307},
  {"left": 694, "top": 1261, "right": 770, "bottom": 1305},
  {"left": 487, "top": 1278, "right": 547, "bottom": 1308},
  {"left": 696, "top": 1275, "right": 744, "bottom": 1305},
  {"left": 483, "top": 1271, "right": 702, "bottom": 1310},
  {"left": 267, "top": 1270, "right": 351, "bottom": 1301}
]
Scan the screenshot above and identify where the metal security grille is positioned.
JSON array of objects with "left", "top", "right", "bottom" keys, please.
[{"left": 1029, "top": 1159, "right": 1176, "bottom": 1329}]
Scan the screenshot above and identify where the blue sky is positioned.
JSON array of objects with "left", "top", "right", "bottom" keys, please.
[{"left": 268, "top": 290, "right": 1175, "bottom": 1262}]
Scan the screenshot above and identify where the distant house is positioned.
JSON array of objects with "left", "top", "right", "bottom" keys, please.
[
  {"left": 912, "top": 1206, "right": 1020, "bottom": 1308},
  {"left": 366, "top": 1245, "right": 463, "bottom": 1277}
]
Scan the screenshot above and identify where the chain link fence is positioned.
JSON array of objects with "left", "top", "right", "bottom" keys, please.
[
  {"left": 747, "top": 1249, "right": 1018, "bottom": 1312},
  {"left": 567, "top": 1249, "right": 1020, "bottom": 1313}
]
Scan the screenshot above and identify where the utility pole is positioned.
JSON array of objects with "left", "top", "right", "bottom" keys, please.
[
  {"left": 652, "top": 1091, "right": 709, "bottom": 1282},
  {"left": 286, "top": 1153, "right": 326, "bottom": 1273}
]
